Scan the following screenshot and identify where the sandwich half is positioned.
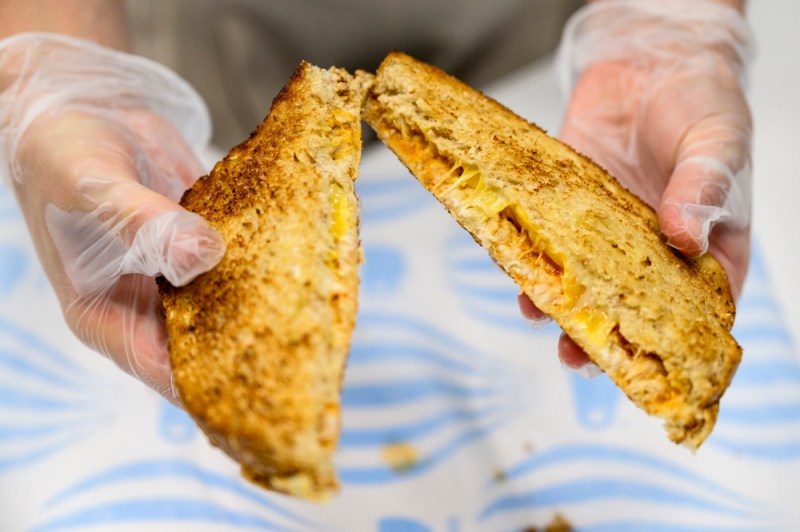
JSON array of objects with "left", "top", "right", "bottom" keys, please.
[
  {"left": 158, "top": 62, "right": 364, "bottom": 499},
  {"left": 363, "top": 51, "right": 741, "bottom": 449}
]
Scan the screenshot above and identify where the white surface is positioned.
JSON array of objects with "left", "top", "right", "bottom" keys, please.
[{"left": 749, "top": 1, "right": 800, "bottom": 337}]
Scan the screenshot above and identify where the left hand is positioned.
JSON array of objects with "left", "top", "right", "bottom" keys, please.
[{"left": 0, "top": 34, "right": 224, "bottom": 404}]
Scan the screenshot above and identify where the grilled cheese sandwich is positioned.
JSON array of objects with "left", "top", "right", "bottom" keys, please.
[
  {"left": 363, "top": 52, "right": 742, "bottom": 449},
  {"left": 158, "top": 62, "right": 364, "bottom": 500}
]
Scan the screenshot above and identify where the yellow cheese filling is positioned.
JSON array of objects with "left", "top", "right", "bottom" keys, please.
[
  {"left": 445, "top": 163, "right": 511, "bottom": 217},
  {"left": 329, "top": 182, "right": 351, "bottom": 242},
  {"left": 442, "top": 161, "right": 616, "bottom": 350},
  {"left": 571, "top": 307, "right": 617, "bottom": 350},
  {"left": 386, "top": 116, "right": 619, "bottom": 353}
]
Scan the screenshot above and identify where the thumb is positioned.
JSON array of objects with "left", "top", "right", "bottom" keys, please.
[
  {"left": 658, "top": 120, "right": 751, "bottom": 258},
  {"left": 47, "top": 178, "right": 225, "bottom": 298},
  {"left": 123, "top": 209, "right": 225, "bottom": 287},
  {"left": 43, "top": 178, "right": 224, "bottom": 404}
]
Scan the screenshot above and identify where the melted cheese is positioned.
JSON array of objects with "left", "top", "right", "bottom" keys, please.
[
  {"left": 571, "top": 307, "right": 616, "bottom": 349},
  {"left": 329, "top": 182, "right": 351, "bottom": 241},
  {"left": 444, "top": 160, "right": 616, "bottom": 348},
  {"left": 447, "top": 164, "right": 511, "bottom": 218}
]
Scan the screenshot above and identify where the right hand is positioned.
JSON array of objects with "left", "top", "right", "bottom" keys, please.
[
  {"left": 520, "top": 0, "right": 754, "bottom": 377},
  {"left": 0, "top": 33, "right": 226, "bottom": 405}
]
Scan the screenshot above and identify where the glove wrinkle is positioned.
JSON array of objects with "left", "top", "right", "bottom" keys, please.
[
  {"left": 45, "top": 203, "right": 129, "bottom": 298},
  {"left": 125, "top": 210, "right": 227, "bottom": 287}
]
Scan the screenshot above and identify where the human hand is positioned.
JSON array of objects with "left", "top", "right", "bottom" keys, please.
[
  {"left": 0, "top": 33, "right": 225, "bottom": 404},
  {"left": 521, "top": 0, "right": 754, "bottom": 373}
]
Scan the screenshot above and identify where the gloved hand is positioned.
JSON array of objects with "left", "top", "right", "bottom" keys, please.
[
  {"left": 521, "top": 0, "right": 755, "bottom": 373},
  {"left": 0, "top": 33, "right": 226, "bottom": 404}
]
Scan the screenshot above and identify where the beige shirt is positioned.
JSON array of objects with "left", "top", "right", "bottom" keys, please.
[{"left": 129, "top": 0, "right": 581, "bottom": 148}]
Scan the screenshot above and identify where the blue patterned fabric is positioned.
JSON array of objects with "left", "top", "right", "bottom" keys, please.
[{"left": 1, "top": 124, "right": 798, "bottom": 532}]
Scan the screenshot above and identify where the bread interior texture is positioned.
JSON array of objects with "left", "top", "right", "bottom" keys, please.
[{"left": 369, "top": 109, "right": 724, "bottom": 448}]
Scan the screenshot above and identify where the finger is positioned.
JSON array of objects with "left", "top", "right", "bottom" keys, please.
[
  {"left": 558, "top": 333, "right": 602, "bottom": 379},
  {"left": 46, "top": 179, "right": 225, "bottom": 297},
  {"left": 659, "top": 148, "right": 750, "bottom": 257},
  {"left": 517, "top": 291, "right": 603, "bottom": 379},
  {"left": 658, "top": 116, "right": 751, "bottom": 298},
  {"left": 53, "top": 113, "right": 225, "bottom": 288},
  {"left": 114, "top": 179, "right": 226, "bottom": 286},
  {"left": 657, "top": 104, "right": 751, "bottom": 250},
  {"left": 705, "top": 221, "right": 750, "bottom": 300},
  {"left": 517, "top": 292, "right": 553, "bottom": 329},
  {"left": 66, "top": 274, "right": 181, "bottom": 406},
  {"left": 43, "top": 141, "right": 220, "bottom": 404},
  {"left": 125, "top": 208, "right": 226, "bottom": 287}
]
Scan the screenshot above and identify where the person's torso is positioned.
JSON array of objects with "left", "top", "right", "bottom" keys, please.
[{"left": 129, "top": 0, "right": 580, "bottom": 148}]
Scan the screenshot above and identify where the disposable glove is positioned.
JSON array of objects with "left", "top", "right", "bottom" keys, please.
[
  {"left": 0, "top": 33, "right": 226, "bottom": 404},
  {"left": 521, "top": 0, "right": 755, "bottom": 371}
]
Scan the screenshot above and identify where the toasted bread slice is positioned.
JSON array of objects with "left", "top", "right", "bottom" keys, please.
[
  {"left": 363, "top": 51, "right": 741, "bottom": 448},
  {"left": 158, "top": 62, "right": 364, "bottom": 499}
]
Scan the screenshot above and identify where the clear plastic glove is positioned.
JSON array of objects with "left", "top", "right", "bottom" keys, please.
[
  {"left": 0, "top": 33, "right": 226, "bottom": 404},
  {"left": 521, "top": 0, "right": 755, "bottom": 372}
]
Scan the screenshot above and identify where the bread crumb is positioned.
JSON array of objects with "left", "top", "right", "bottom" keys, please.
[
  {"left": 522, "top": 512, "right": 574, "bottom": 532},
  {"left": 381, "top": 442, "right": 418, "bottom": 473}
]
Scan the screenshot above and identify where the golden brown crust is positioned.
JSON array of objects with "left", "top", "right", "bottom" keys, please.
[
  {"left": 158, "top": 62, "right": 364, "bottom": 499},
  {"left": 364, "top": 51, "right": 741, "bottom": 448}
]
